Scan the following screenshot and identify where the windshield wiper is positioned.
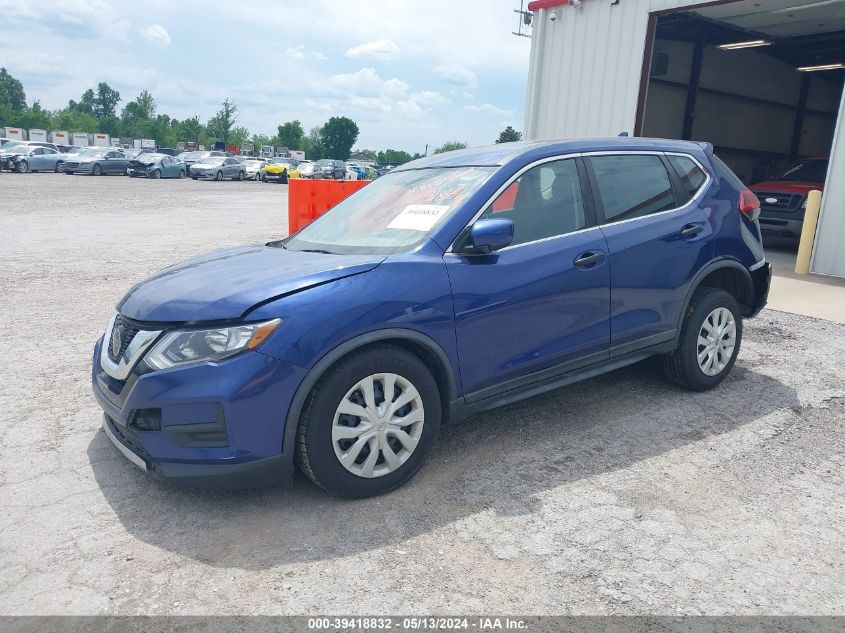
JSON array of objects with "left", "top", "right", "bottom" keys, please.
[{"left": 299, "top": 248, "right": 337, "bottom": 255}]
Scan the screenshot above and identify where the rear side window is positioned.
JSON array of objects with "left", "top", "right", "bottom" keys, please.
[
  {"left": 590, "top": 155, "right": 676, "bottom": 223},
  {"left": 667, "top": 155, "right": 707, "bottom": 196}
]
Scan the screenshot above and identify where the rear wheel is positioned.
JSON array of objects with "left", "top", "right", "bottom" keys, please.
[
  {"left": 178, "top": 170, "right": 185, "bottom": 178},
  {"left": 663, "top": 287, "right": 743, "bottom": 391},
  {"left": 237, "top": 170, "right": 245, "bottom": 181},
  {"left": 296, "top": 345, "right": 441, "bottom": 498}
]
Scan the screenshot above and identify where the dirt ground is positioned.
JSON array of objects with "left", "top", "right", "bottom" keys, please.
[{"left": 1, "top": 173, "right": 843, "bottom": 615}]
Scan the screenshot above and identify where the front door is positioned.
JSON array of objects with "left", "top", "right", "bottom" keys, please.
[{"left": 445, "top": 157, "right": 611, "bottom": 401}]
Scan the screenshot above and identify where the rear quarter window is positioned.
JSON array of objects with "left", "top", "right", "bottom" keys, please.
[{"left": 667, "top": 155, "right": 708, "bottom": 196}]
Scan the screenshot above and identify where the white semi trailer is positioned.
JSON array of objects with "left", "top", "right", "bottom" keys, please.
[
  {"left": 4, "top": 128, "right": 27, "bottom": 143},
  {"left": 49, "top": 131, "right": 70, "bottom": 145},
  {"left": 71, "top": 132, "right": 89, "bottom": 146},
  {"left": 90, "top": 133, "right": 110, "bottom": 147},
  {"left": 28, "top": 129, "right": 48, "bottom": 143}
]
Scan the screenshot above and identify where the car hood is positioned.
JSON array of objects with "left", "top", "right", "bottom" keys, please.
[
  {"left": 117, "top": 245, "right": 385, "bottom": 322},
  {"left": 751, "top": 181, "right": 824, "bottom": 194}
]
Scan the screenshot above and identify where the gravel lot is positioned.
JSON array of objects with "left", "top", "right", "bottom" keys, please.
[{"left": 1, "top": 173, "right": 843, "bottom": 616}]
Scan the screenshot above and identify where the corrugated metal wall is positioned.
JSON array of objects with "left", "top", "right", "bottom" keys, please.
[
  {"left": 523, "top": 0, "right": 845, "bottom": 279},
  {"left": 811, "top": 87, "right": 845, "bottom": 277},
  {"left": 524, "top": 0, "right": 705, "bottom": 140}
]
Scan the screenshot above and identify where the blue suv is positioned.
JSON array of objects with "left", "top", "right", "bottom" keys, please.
[{"left": 92, "top": 138, "right": 771, "bottom": 497}]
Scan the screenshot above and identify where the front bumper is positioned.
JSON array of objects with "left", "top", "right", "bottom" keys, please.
[
  {"left": 759, "top": 215, "right": 803, "bottom": 239},
  {"left": 91, "top": 337, "right": 307, "bottom": 488},
  {"left": 64, "top": 163, "right": 95, "bottom": 174}
]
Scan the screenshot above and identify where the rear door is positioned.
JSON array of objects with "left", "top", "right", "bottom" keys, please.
[
  {"left": 585, "top": 152, "right": 713, "bottom": 355},
  {"left": 445, "top": 156, "right": 611, "bottom": 400}
]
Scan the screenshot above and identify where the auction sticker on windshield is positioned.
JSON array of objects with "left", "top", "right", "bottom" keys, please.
[{"left": 387, "top": 204, "right": 450, "bottom": 231}]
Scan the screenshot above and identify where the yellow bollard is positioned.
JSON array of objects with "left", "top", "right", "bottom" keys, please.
[{"left": 794, "top": 189, "right": 823, "bottom": 275}]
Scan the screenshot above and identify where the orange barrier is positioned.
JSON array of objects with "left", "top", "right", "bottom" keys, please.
[{"left": 288, "top": 179, "right": 371, "bottom": 234}]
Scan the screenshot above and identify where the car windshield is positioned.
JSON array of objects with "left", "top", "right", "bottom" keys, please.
[
  {"left": 199, "top": 157, "right": 225, "bottom": 165},
  {"left": 2, "top": 144, "right": 27, "bottom": 153},
  {"left": 271, "top": 158, "right": 294, "bottom": 165},
  {"left": 283, "top": 166, "right": 495, "bottom": 255},
  {"left": 245, "top": 160, "right": 263, "bottom": 166},
  {"left": 778, "top": 159, "right": 828, "bottom": 183},
  {"left": 137, "top": 153, "right": 164, "bottom": 162},
  {"left": 79, "top": 148, "right": 108, "bottom": 158},
  {"left": 182, "top": 151, "right": 205, "bottom": 160},
  {"left": 316, "top": 159, "right": 333, "bottom": 167}
]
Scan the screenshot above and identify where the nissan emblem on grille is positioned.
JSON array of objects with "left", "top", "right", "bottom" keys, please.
[{"left": 110, "top": 324, "right": 122, "bottom": 359}]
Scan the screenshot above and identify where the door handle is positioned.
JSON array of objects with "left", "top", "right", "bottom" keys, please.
[
  {"left": 574, "top": 251, "right": 606, "bottom": 268},
  {"left": 681, "top": 223, "right": 704, "bottom": 238}
]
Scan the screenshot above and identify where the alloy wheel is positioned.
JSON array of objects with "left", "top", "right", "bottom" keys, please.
[
  {"left": 331, "top": 373, "right": 424, "bottom": 478},
  {"left": 697, "top": 307, "right": 736, "bottom": 376}
]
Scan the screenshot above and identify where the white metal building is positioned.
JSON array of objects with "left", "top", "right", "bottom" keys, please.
[{"left": 523, "top": 0, "right": 845, "bottom": 278}]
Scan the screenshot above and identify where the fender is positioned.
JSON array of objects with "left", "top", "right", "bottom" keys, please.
[
  {"left": 676, "top": 257, "right": 754, "bottom": 337},
  {"left": 281, "top": 328, "right": 459, "bottom": 456}
]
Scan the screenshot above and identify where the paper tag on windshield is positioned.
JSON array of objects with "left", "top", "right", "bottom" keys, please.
[{"left": 388, "top": 204, "right": 450, "bottom": 231}]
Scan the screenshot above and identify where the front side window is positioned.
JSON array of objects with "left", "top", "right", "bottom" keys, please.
[
  {"left": 590, "top": 155, "right": 676, "bottom": 223},
  {"left": 481, "top": 158, "right": 586, "bottom": 246},
  {"left": 283, "top": 167, "right": 495, "bottom": 255}
]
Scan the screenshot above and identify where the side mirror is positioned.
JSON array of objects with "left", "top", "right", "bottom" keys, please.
[{"left": 461, "top": 218, "right": 514, "bottom": 255}]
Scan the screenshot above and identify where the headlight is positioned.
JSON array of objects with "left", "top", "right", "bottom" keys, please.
[{"left": 145, "top": 319, "right": 281, "bottom": 370}]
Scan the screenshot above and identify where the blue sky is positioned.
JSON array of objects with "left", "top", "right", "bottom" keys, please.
[{"left": 0, "top": 0, "right": 532, "bottom": 152}]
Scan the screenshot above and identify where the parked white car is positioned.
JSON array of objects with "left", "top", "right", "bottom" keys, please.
[
  {"left": 344, "top": 165, "right": 358, "bottom": 180},
  {"left": 243, "top": 158, "right": 268, "bottom": 181}
]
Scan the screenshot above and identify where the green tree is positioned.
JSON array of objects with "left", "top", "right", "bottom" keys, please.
[
  {"left": 13, "top": 101, "right": 51, "bottom": 130},
  {"left": 303, "top": 126, "right": 323, "bottom": 160},
  {"left": 376, "top": 149, "right": 413, "bottom": 165},
  {"left": 277, "top": 120, "right": 304, "bottom": 150},
  {"left": 120, "top": 90, "right": 157, "bottom": 138},
  {"left": 495, "top": 125, "right": 522, "bottom": 143},
  {"left": 93, "top": 82, "right": 120, "bottom": 119},
  {"left": 206, "top": 97, "right": 238, "bottom": 143},
  {"left": 0, "top": 67, "right": 27, "bottom": 113},
  {"left": 433, "top": 141, "right": 468, "bottom": 154},
  {"left": 179, "top": 116, "right": 204, "bottom": 144},
  {"left": 320, "top": 116, "right": 359, "bottom": 160},
  {"left": 50, "top": 108, "right": 99, "bottom": 133},
  {"left": 74, "top": 89, "right": 97, "bottom": 116},
  {"left": 228, "top": 125, "right": 251, "bottom": 148}
]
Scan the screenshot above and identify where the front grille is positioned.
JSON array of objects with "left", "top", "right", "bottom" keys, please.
[
  {"left": 65, "top": 162, "right": 79, "bottom": 169},
  {"left": 755, "top": 191, "right": 801, "bottom": 212},
  {"left": 107, "top": 315, "right": 142, "bottom": 363}
]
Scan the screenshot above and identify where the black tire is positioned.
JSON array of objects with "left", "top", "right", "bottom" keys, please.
[
  {"left": 151, "top": 169, "right": 161, "bottom": 179},
  {"left": 662, "top": 287, "right": 743, "bottom": 392},
  {"left": 215, "top": 171, "right": 223, "bottom": 181},
  {"left": 191, "top": 176, "right": 198, "bottom": 180},
  {"left": 17, "top": 160, "right": 29, "bottom": 173},
  {"left": 178, "top": 170, "right": 185, "bottom": 179},
  {"left": 55, "top": 161, "right": 64, "bottom": 173},
  {"left": 237, "top": 170, "right": 245, "bottom": 181},
  {"left": 296, "top": 345, "right": 442, "bottom": 498},
  {"left": 281, "top": 171, "right": 289, "bottom": 184},
  {"left": 92, "top": 163, "right": 103, "bottom": 176}
]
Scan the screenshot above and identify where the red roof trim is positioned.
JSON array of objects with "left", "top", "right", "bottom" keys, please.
[{"left": 527, "top": 0, "right": 569, "bottom": 11}]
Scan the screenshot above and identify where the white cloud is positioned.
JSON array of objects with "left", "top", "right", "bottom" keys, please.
[
  {"left": 346, "top": 39, "right": 401, "bottom": 61},
  {"left": 324, "top": 67, "right": 409, "bottom": 99},
  {"left": 433, "top": 64, "right": 478, "bottom": 89},
  {"left": 285, "top": 45, "right": 327, "bottom": 61},
  {"left": 465, "top": 103, "right": 515, "bottom": 117},
  {"left": 409, "top": 91, "right": 449, "bottom": 107},
  {"left": 140, "top": 24, "right": 171, "bottom": 47}
]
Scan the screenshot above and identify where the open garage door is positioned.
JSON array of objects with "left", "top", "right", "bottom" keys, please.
[{"left": 640, "top": 0, "right": 845, "bottom": 277}]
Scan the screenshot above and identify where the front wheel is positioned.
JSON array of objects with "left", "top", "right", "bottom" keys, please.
[
  {"left": 296, "top": 345, "right": 442, "bottom": 498},
  {"left": 55, "top": 161, "right": 64, "bottom": 173},
  {"left": 215, "top": 171, "right": 223, "bottom": 181},
  {"left": 17, "top": 160, "right": 29, "bottom": 173},
  {"left": 92, "top": 163, "right": 103, "bottom": 176},
  {"left": 151, "top": 169, "right": 161, "bottom": 179},
  {"left": 281, "top": 171, "right": 289, "bottom": 184},
  {"left": 663, "top": 287, "right": 743, "bottom": 392}
]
